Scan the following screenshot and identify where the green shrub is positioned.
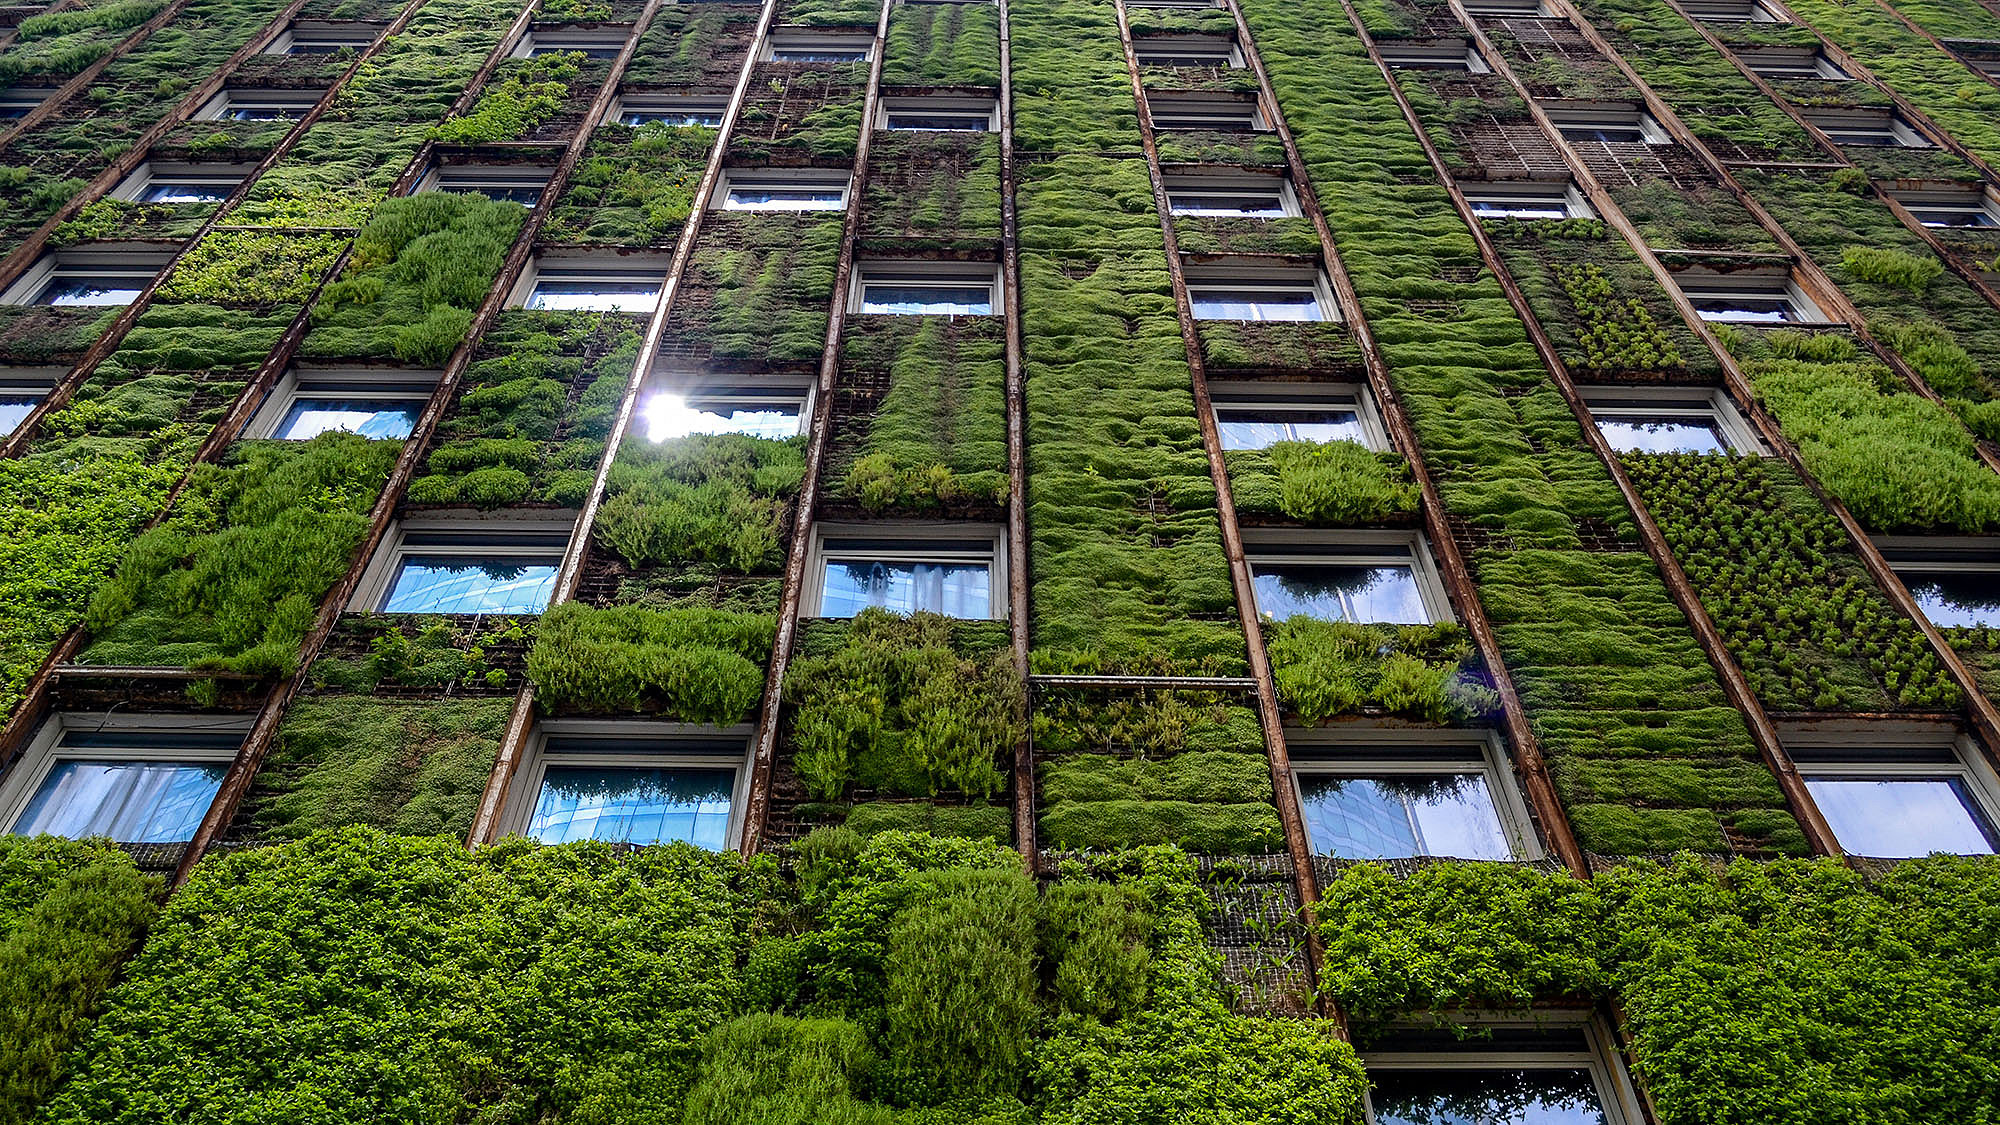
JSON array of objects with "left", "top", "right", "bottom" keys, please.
[
  {"left": 157, "top": 230, "right": 347, "bottom": 307},
  {"left": 682, "top": 1015, "right": 891, "bottom": 1125},
  {"left": 1226, "top": 442, "right": 1419, "bottom": 525},
  {"left": 429, "top": 53, "right": 582, "bottom": 144},
  {"left": 1040, "top": 881, "right": 1152, "bottom": 1023},
  {"left": 883, "top": 868, "right": 1040, "bottom": 1101},
  {"left": 1037, "top": 800, "right": 1283, "bottom": 853},
  {"left": 308, "top": 615, "right": 530, "bottom": 692},
  {"left": 596, "top": 433, "right": 806, "bottom": 572},
  {"left": 1555, "top": 262, "right": 1685, "bottom": 371},
  {"left": 1266, "top": 619, "right": 1497, "bottom": 723},
  {"left": 524, "top": 601, "right": 773, "bottom": 721},
  {"left": 546, "top": 124, "right": 715, "bottom": 245},
  {"left": 1840, "top": 246, "right": 1944, "bottom": 291},
  {"left": 841, "top": 803, "right": 1013, "bottom": 841}
]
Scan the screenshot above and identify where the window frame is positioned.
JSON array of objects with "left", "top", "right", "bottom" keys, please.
[
  {"left": 0, "top": 714, "right": 246, "bottom": 843},
  {"left": 1783, "top": 720, "right": 2000, "bottom": 858},
  {"left": 1461, "top": 179, "right": 1593, "bottom": 221},
  {"left": 500, "top": 720, "right": 755, "bottom": 851},
  {"left": 512, "top": 29, "right": 627, "bottom": 59},
  {"left": 763, "top": 31, "right": 874, "bottom": 63},
  {"left": 0, "top": 366, "right": 62, "bottom": 437},
  {"left": 851, "top": 260, "right": 1001, "bottom": 317},
  {"left": 109, "top": 160, "right": 254, "bottom": 204},
  {"left": 1543, "top": 102, "right": 1670, "bottom": 145},
  {"left": 1145, "top": 92, "right": 1268, "bottom": 132},
  {"left": 1209, "top": 379, "right": 1389, "bottom": 452},
  {"left": 1164, "top": 170, "right": 1301, "bottom": 219},
  {"left": 1738, "top": 45, "right": 1849, "bottom": 79},
  {"left": 1360, "top": 1013, "right": 1644, "bottom": 1125},
  {"left": 0, "top": 246, "right": 173, "bottom": 308},
  {"left": 610, "top": 93, "right": 727, "bottom": 128},
  {"left": 1462, "top": 0, "right": 1550, "bottom": 16},
  {"left": 265, "top": 21, "right": 381, "bottom": 54},
  {"left": 415, "top": 161, "right": 555, "bottom": 205},
  {"left": 1287, "top": 726, "right": 1542, "bottom": 862},
  {"left": 1886, "top": 186, "right": 2000, "bottom": 229},
  {"left": 1133, "top": 33, "right": 1244, "bottom": 69},
  {"left": 1184, "top": 264, "right": 1341, "bottom": 323},
  {"left": 0, "top": 87, "right": 54, "bottom": 119},
  {"left": 1126, "top": 0, "right": 1225, "bottom": 9},
  {"left": 249, "top": 365, "right": 440, "bottom": 440},
  {"left": 196, "top": 87, "right": 322, "bottom": 121},
  {"left": 877, "top": 94, "right": 999, "bottom": 132},
  {"left": 1802, "top": 107, "right": 1931, "bottom": 148},
  {"left": 1243, "top": 529, "right": 1455, "bottom": 626},
  {"left": 711, "top": 168, "right": 852, "bottom": 212},
  {"left": 511, "top": 253, "right": 671, "bottom": 312},
  {"left": 642, "top": 377, "right": 814, "bottom": 441},
  {"left": 1671, "top": 267, "right": 1831, "bottom": 326},
  {"left": 351, "top": 514, "right": 577, "bottom": 615},
  {"left": 1578, "top": 385, "right": 1764, "bottom": 455},
  {"left": 806, "top": 522, "right": 1007, "bottom": 621},
  {"left": 1681, "top": 0, "right": 1784, "bottom": 23}
]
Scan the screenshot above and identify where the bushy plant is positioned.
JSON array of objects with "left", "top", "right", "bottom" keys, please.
[
  {"left": 1266, "top": 619, "right": 1498, "bottom": 723},
  {"left": 682, "top": 1015, "right": 891, "bottom": 1125},
  {"left": 882, "top": 868, "right": 1040, "bottom": 1101},
  {"left": 1555, "top": 262, "right": 1685, "bottom": 371},
  {"left": 429, "top": 52, "right": 583, "bottom": 144},
  {"left": 596, "top": 433, "right": 806, "bottom": 572},
  {"left": 524, "top": 601, "right": 773, "bottom": 721},
  {"left": 1039, "top": 880, "right": 1152, "bottom": 1023},
  {"left": 1840, "top": 245, "right": 1943, "bottom": 291},
  {"left": 1226, "top": 441, "right": 1419, "bottom": 525},
  {"left": 156, "top": 230, "right": 346, "bottom": 307}
]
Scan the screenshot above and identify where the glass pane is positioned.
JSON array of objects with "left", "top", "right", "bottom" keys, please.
[
  {"left": 819, "top": 559, "right": 991, "bottom": 618},
  {"left": 142, "top": 182, "right": 231, "bottom": 203},
  {"left": 1216, "top": 408, "right": 1363, "bottom": 449},
  {"left": 382, "top": 556, "right": 559, "bottom": 614},
  {"left": 1471, "top": 199, "right": 1569, "bottom": 220},
  {"left": 14, "top": 760, "right": 228, "bottom": 843},
  {"left": 0, "top": 396, "right": 37, "bottom": 435},
  {"left": 1189, "top": 287, "right": 1323, "bottom": 321},
  {"left": 860, "top": 284, "right": 992, "bottom": 315},
  {"left": 38, "top": 277, "right": 146, "bottom": 307},
  {"left": 1561, "top": 126, "right": 1642, "bottom": 143},
  {"left": 1907, "top": 570, "right": 2000, "bottom": 628},
  {"left": 277, "top": 398, "right": 420, "bottom": 440},
  {"left": 1690, "top": 295, "right": 1793, "bottom": 323},
  {"left": 227, "top": 105, "right": 303, "bottom": 120},
  {"left": 645, "top": 393, "right": 801, "bottom": 440},
  {"left": 1371, "top": 1067, "right": 1609, "bottom": 1125},
  {"left": 1299, "top": 773, "right": 1511, "bottom": 860},
  {"left": 1252, "top": 562, "right": 1429, "bottom": 624},
  {"left": 528, "top": 766, "right": 734, "bottom": 849},
  {"left": 1806, "top": 776, "right": 1998, "bottom": 858},
  {"left": 1171, "top": 193, "right": 1286, "bottom": 217},
  {"left": 887, "top": 114, "right": 989, "bottom": 131},
  {"left": 723, "top": 186, "right": 846, "bottom": 210},
  {"left": 1826, "top": 130, "right": 1896, "bottom": 146},
  {"left": 774, "top": 49, "right": 866, "bottom": 61},
  {"left": 623, "top": 110, "right": 723, "bottom": 127},
  {"left": 1910, "top": 207, "right": 1996, "bottom": 228},
  {"left": 440, "top": 183, "right": 544, "bottom": 205},
  {"left": 1594, "top": 415, "right": 1727, "bottom": 454},
  {"left": 525, "top": 279, "right": 660, "bottom": 312}
]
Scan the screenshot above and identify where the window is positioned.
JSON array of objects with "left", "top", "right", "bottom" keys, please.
[
  {"left": 0, "top": 87, "right": 52, "bottom": 119},
  {"left": 1463, "top": 0, "right": 1549, "bottom": 15},
  {"left": 1246, "top": 533, "right": 1450, "bottom": 625},
  {"left": 267, "top": 22, "right": 378, "bottom": 54},
  {"left": 357, "top": 519, "right": 572, "bottom": 615},
  {"left": 614, "top": 94, "right": 726, "bottom": 128},
  {"left": 1362, "top": 1021, "right": 1642, "bottom": 1125},
  {"left": 198, "top": 87, "right": 321, "bottom": 121},
  {"left": 765, "top": 32, "right": 872, "bottom": 63},
  {"left": 1739, "top": 46, "right": 1848, "bottom": 80},
  {"left": 1951, "top": 44, "right": 2000, "bottom": 80},
  {"left": 1802, "top": 108, "right": 1929, "bottom": 148},
  {"left": 419, "top": 162, "right": 553, "bottom": 205},
  {"left": 811, "top": 526, "right": 1004, "bottom": 619},
  {"left": 1880, "top": 539, "right": 2000, "bottom": 629},
  {"left": 1147, "top": 93, "right": 1265, "bottom": 131},
  {"left": 716, "top": 170, "right": 849, "bottom": 211},
  {"left": 1186, "top": 267, "right": 1336, "bottom": 322},
  {"left": 2, "top": 722, "right": 241, "bottom": 844},
  {"left": 251, "top": 367, "right": 437, "bottom": 440},
  {"left": 642, "top": 381, "right": 810, "bottom": 440},
  {"left": 0, "top": 367, "right": 60, "bottom": 436},
  {"left": 1787, "top": 728, "right": 2000, "bottom": 858},
  {"left": 1127, "top": 0, "right": 1224, "bottom": 9},
  {"left": 1134, "top": 34, "right": 1242, "bottom": 69},
  {"left": 1463, "top": 180, "right": 1591, "bottom": 221},
  {"left": 514, "top": 29, "right": 625, "bottom": 58},
  {"left": 515, "top": 255, "right": 668, "bottom": 312},
  {"left": 0, "top": 248, "right": 172, "bottom": 308},
  {"left": 110, "top": 161, "right": 251, "bottom": 204},
  {"left": 1290, "top": 731, "right": 1536, "bottom": 861},
  {"left": 1579, "top": 386, "right": 1760, "bottom": 455},
  {"left": 1212, "top": 381, "right": 1385, "bottom": 451},
  {"left": 1545, "top": 104, "right": 1667, "bottom": 145},
  {"left": 506, "top": 725, "right": 749, "bottom": 850},
  {"left": 1887, "top": 186, "right": 2000, "bottom": 229},
  {"left": 879, "top": 95, "right": 997, "bottom": 132},
  {"left": 855, "top": 262, "right": 998, "bottom": 316},
  {"left": 1672, "top": 269, "right": 1827, "bottom": 325},
  {"left": 1165, "top": 171, "right": 1298, "bottom": 218},
  {"left": 1682, "top": 0, "right": 1783, "bottom": 22},
  {"left": 1381, "top": 41, "right": 1491, "bottom": 72}
]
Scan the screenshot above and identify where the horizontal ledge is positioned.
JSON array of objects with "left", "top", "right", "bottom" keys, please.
[
  {"left": 54, "top": 665, "right": 266, "bottom": 680},
  {"left": 1028, "top": 674, "right": 1259, "bottom": 691}
]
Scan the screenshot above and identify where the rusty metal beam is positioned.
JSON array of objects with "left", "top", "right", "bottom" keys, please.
[
  {"left": 466, "top": 0, "right": 786, "bottom": 846},
  {"left": 995, "top": 0, "right": 1036, "bottom": 863}
]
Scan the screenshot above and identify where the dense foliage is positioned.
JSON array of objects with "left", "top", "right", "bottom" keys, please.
[
  {"left": 597, "top": 433, "right": 807, "bottom": 573},
  {"left": 1267, "top": 620, "right": 1498, "bottom": 723},
  {"left": 524, "top": 602, "right": 774, "bottom": 721}
]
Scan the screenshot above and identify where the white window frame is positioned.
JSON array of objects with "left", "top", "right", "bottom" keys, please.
[
  {"left": 415, "top": 161, "right": 554, "bottom": 204},
  {"left": 764, "top": 31, "right": 874, "bottom": 63},
  {"left": 0, "top": 87, "right": 54, "bottom": 118},
  {"left": 1243, "top": 529, "right": 1455, "bottom": 625},
  {"left": 1146, "top": 92, "right": 1268, "bottom": 131},
  {"left": 1802, "top": 108, "right": 1931, "bottom": 148},
  {"left": 806, "top": 522, "right": 1007, "bottom": 621},
  {"left": 610, "top": 93, "right": 727, "bottom": 128},
  {"left": 852, "top": 260, "right": 1001, "bottom": 316},
  {"left": 500, "top": 720, "right": 755, "bottom": 851},
  {"left": 1380, "top": 41, "right": 1491, "bottom": 72},
  {"left": 511, "top": 254, "right": 670, "bottom": 312},
  {"left": 0, "top": 713, "right": 246, "bottom": 842},
  {"left": 1133, "top": 33, "right": 1244, "bottom": 69},
  {"left": 512, "top": 28, "right": 626, "bottom": 59},
  {"left": 712, "top": 169, "right": 851, "bottom": 212},
  {"left": 265, "top": 21, "right": 379, "bottom": 54},
  {"left": 1185, "top": 264, "right": 1341, "bottom": 323},
  {"left": 1783, "top": 720, "right": 2000, "bottom": 857},
  {"left": 1671, "top": 267, "right": 1830, "bottom": 325},
  {"left": 877, "top": 94, "right": 999, "bottom": 132},
  {"left": 1887, "top": 186, "right": 2000, "bottom": 229},
  {"left": 1878, "top": 535, "right": 2000, "bottom": 630},
  {"left": 1578, "top": 385, "right": 1763, "bottom": 455},
  {"left": 1126, "top": 0, "right": 1225, "bottom": 9},
  {"left": 1210, "top": 379, "right": 1389, "bottom": 452},
  {"left": 108, "top": 161, "right": 254, "bottom": 204},
  {"left": 1165, "top": 170, "right": 1301, "bottom": 218},
  {"left": 248, "top": 366, "right": 440, "bottom": 440},
  {"left": 1463, "top": 0, "right": 1550, "bottom": 16},
  {"left": 196, "top": 87, "right": 322, "bottom": 121},
  {"left": 1739, "top": 46, "right": 1848, "bottom": 80},
  {"left": 0, "top": 246, "right": 172, "bottom": 308},
  {"left": 0, "top": 366, "right": 63, "bottom": 436},
  {"left": 351, "top": 514, "right": 576, "bottom": 614},
  {"left": 1544, "top": 103, "right": 1670, "bottom": 145},
  {"left": 1463, "top": 180, "right": 1593, "bottom": 221},
  {"left": 1288, "top": 726, "right": 1542, "bottom": 861},
  {"left": 1682, "top": 0, "right": 1784, "bottom": 23},
  {"left": 642, "top": 376, "right": 815, "bottom": 441},
  {"left": 1360, "top": 1013, "right": 1644, "bottom": 1125}
]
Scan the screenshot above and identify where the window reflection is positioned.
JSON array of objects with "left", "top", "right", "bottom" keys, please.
[
  {"left": 1171, "top": 194, "right": 1285, "bottom": 217},
  {"left": 1593, "top": 416, "right": 1726, "bottom": 455},
  {"left": 1805, "top": 776, "right": 1998, "bottom": 858},
  {"left": 886, "top": 113, "right": 990, "bottom": 131},
  {"left": 1299, "top": 773, "right": 1511, "bottom": 860},
  {"left": 1216, "top": 407, "right": 1363, "bottom": 449},
  {"left": 1906, "top": 571, "right": 2000, "bottom": 629},
  {"left": 142, "top": 182, "right": 232, "bottom": 203},
  {"left": 723, "top": 186, "right": 845, "bottom": 211},
  {"left": 278, "top": 398, "right": 420, "bottom": 440},
  {"left": 1189, "top": 287, "right": 1324, "bottom": 321},
  {"left": 820, "top": 559, "right": 991, "bottom": 618},
  {"left": 528, "top": 765, "right": 733, "bottom": 848},
  {"left": 14, "top": 761, "right": 227, "bottom": 842},
  {"left": 0, "top": 396, "right": 37, "bottom": 435},
  {"left": 644, "top": 393, "right": 801, "bottom": 440},
  {"left": 860, "top": 284, "right": 993, "bottom": 316},
  {"left": 37, "top": 277, "right": 147, "bottom": 307},
  {"left": 1252, "top": 562, "right": 1428, "bottom": 624},
  {"left": 1690, "top": 296, "right": 1795, "bottom": 323},
  {"left": 1371, "top": 1067, "right": 1609, "bottom": 1125},
  {"left": 382, "top": 557, "right": 559, "bottom": 614},
  {"left": 525, "top": 279, "right": 660, "bottom": 312},
  {"left": 623, "top": 109, "right": 724, "bottom": 127}
]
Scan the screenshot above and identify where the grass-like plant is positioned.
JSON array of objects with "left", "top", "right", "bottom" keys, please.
[{"left": 524, "top": 601, "right": 773, "bottom": 721}]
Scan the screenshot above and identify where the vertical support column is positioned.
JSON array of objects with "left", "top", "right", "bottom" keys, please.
[{"left": 995, "top": 0, "right": 1037, "bottom": 861}]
